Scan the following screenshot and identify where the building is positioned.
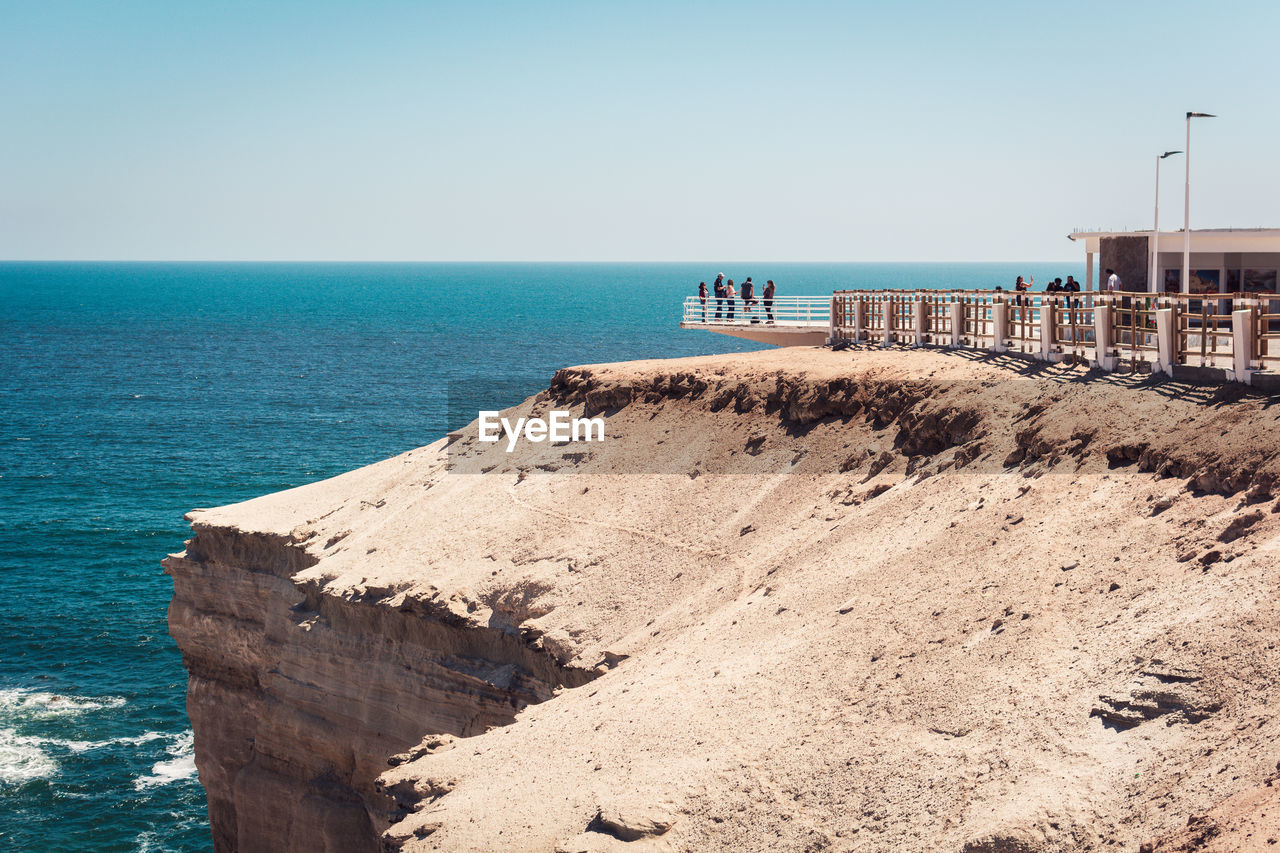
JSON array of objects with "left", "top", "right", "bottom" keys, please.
[{"left": 1067, "top": 228, "right": 1280, "bottom": 294}]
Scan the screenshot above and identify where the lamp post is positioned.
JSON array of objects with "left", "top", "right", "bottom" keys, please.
[
  {"left": 1152, "top": 150, "right": 1181, "bottom": 292},
  {"left": 1181, "top": 111, "right": 1215, "bottom": 293}
]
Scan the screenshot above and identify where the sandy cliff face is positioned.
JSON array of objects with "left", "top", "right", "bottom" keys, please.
[
  {"left": 166, "top": 508, "right": 595, "bottom": 852},
  {"left": 167, "top": 348, "right": 1280, "bottom": 852}
]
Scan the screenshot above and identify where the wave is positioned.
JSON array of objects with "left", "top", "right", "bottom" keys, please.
[
  {"left": 134, "top": 730, "right": 196, "bottom": 790},
  {"left": 0, "top": 688, "right": 193, "bottom": 789},
  {"left": 0, "top": 725, "right": 196, "bottom": 788},
  {"left": 0, "top": 688, "right": 126, "bottom": 720},
  {"left": 59, "top": 730, "right": 169, "bottom": 753},
  {"left": 133, "top": 810, "right": 207, "bottom": 853},
  {"left": 0, "top": 688, "right": 130, "bottom": 785},
  {"left": 0, "top": 727, "right": 59, "bottom": 784}
]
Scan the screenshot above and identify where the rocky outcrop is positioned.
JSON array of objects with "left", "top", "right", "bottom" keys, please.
[
  {"left": 168, "top": 347, "right": 1280, "bottom": 852},
  {"left": 1089, "top": 662, "right": 1221, "bottom": 730}
]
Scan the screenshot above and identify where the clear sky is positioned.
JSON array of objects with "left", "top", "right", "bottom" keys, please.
[{"left": 2, "top": 0, "right": 1277, "bottom": 261}]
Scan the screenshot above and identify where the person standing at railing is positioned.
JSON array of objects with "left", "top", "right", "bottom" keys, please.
[
  {"left": 1064, "top": 275, "right": 1080, "bottom": 309},
  {"left": 763, "top": 279, "right": 776, "bottom": 323},
  {"left": 1105, "top": 268, "right": 1125, "bottom": 328},
  {"left": 1106, "top": 268, "right": 1121, "bottom": 293},
  {"left": 698, "top": 281, "right": 708, "bottom": 322},
  {"left": 1046, "top": 277, "right": 1062, "bottom": 314},
  {"left": 713, "top": 273, "right": 725, "bottom": 320},
  {"left": 1014, "top": 275, "right": 1030, "bottom": 307},
  {"left": 1060, "top": 276, "right": 1080, "bottom": 346},
  {"left": 742, "top": 277, "right": 758, "bottom": 324},
  {"left": 725, "top": 279, "right": 736, "bottom": 321}
]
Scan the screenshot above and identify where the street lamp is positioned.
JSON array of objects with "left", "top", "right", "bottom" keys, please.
[
  {"left": 1152, "top": 150, "right": 1181, "bottom": 292},
  {"left": 1181, "top": 111, "right": 1216, "bottom": 293}
]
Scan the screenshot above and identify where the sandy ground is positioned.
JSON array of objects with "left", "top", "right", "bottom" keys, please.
[{"left": 191, "top": 346, "right": 1280, "bottom": 852}]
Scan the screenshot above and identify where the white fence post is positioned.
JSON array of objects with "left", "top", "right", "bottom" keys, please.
[
  {"left": 914, "top": 298, "right": 927, "bottom": 347},
  {"left": 828, "top": 296, "right": 837, "bottom": 345},
  {"left": 1093, "top": 303, "right": 1115, "bottom": 371},
  {"left": 854, "top": 299, "right": 866, "bottom": 343},
  {"left": 1156, "top": 307, "right": 1176, "bottom": 376},
  {"left": 949, "top": 301, "right": 963, "bottom": 348},
  {"left": 991, "top": 299, "right": 1008, "bottom": 353},
  {"left": 1232, "top": 305, "right": 1255, "bottom": 385},
  {"left": 1039, "top": 299, "right": 1055, "bottom": 361},
  {"left": 881, "top": 297, "right": 894, "bottom": 347}
]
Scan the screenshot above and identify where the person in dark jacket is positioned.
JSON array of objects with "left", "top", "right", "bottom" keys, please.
[
  {"left": 763, "top": 279, "right": 776, "bottom": 323},
  {"left": 698, "top": 281, "right": 708, "bottom": 322},
  {"left": 713, "top": 273, "right": 725, "bottom": 320},
  {"left": 742, "top": 277, "right": 757, "bottom": 323},
  {"left": 1064, "top": 275, "right": 1080, "bottom": 309}
]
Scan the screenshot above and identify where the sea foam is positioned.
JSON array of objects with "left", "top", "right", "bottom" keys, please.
[
  {"left": 0, "top": 687, "right": 158, "bottom": 786},
  {"left": 134, "top": 730, "right": 197, "bottom": 790},
  {"left": 0, "top": 688, "right": 126, "bottom": 720},
  {"left": 0, "top": 727, "right": 59, "bottom": 784},
  {"left": 60, "top": 730, "right": 169, "bottom": 753}
]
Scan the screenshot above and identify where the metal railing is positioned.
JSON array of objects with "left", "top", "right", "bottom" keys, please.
[
  {"left": 828, "top": 289, "right": 1279, "bottom": 380},
  {"left": 681, "top": 294, "right": 831, "bottom": 326}
]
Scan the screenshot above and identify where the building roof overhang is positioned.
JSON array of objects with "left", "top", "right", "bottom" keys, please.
[{"left": 1067, "top": 228, "right": 1280, "bottom": 254}]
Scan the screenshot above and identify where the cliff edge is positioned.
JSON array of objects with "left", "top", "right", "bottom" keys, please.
[{"left": 165, "top": 347, "right": 1280, "bottom": 852}]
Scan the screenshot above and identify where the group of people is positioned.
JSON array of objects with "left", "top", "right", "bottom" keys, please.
[
  {"left": 1008, "top": 274, "right": 1084, "bottom": 307},
  {"left": 697, "top": 273, "right": 777, "bottom": 323}
]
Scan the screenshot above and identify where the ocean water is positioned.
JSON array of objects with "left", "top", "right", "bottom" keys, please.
[{"left": 0, "top": 260, "right": 1081, "bottom": 851}]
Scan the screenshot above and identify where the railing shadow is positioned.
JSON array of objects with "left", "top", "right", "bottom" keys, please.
[{"left": 855, "top": 344, "right": 1278, "bottom": 408}]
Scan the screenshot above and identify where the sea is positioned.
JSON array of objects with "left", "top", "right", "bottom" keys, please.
[{"left": 0, "top": 261, "right": 1082, "bottom": 852}]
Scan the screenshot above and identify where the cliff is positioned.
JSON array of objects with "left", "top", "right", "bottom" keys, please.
[{"left": 165, "top": 347, "right": 1280, "bottom": 852}]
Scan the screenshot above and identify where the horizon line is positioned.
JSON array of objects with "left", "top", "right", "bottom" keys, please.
[{"left": 0, "top": 257, "right": 1085, "bottom": 265}]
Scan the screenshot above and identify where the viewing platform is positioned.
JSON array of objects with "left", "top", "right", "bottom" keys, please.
[
  {"left": 681, "top": 288, "right": 1280, "bottom": 388},
  {"left": 679, "top": 295, "right": 832, "bottom": 347}
]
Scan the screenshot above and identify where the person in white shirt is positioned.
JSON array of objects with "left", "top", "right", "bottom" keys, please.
[{"left": 1105, "top": 268, "right": 1122, "bottom": 292}]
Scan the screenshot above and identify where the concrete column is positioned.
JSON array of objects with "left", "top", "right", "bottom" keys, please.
[
  {"left": 1039, "top": 298, "right": 1056, "bottom": 361},
  {"left": 1231, "top": 306, "right": 1255, "bottom": 385},
  {"left": 950, "top": 301, "right": 964, "bottom": 348},
  {"left": 828, "top": 295, "right": 837, "bottom": 345},
  {"left": 1155, "top": 307, "right": 1176, "bottom": 376},
  {"left": 1086, "top": 251, "right": 1094, "bottom": 292},
  {"left": 854, "top": 299, "right": 866, "bottom": 343},
  {"left": 881, "top": 297, "right": 894, "bottom": 347},
  {"left": 991, "top": 300, "right": 1008, "bottom": 353},
  {"left": 914, "top": 298, "right": 927, "bottom": 347},
  {"left": 1093, "top": 303, "right": 1115, "bottom": 371}
]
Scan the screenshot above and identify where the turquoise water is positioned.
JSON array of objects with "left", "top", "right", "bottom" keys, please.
[{"left": 0, "top": 261, "right": 1081, "bottom": 851}]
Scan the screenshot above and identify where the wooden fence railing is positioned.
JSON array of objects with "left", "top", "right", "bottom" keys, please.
[{"left": 828, "top": 290, "right": 1280, "bottom": 384}]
